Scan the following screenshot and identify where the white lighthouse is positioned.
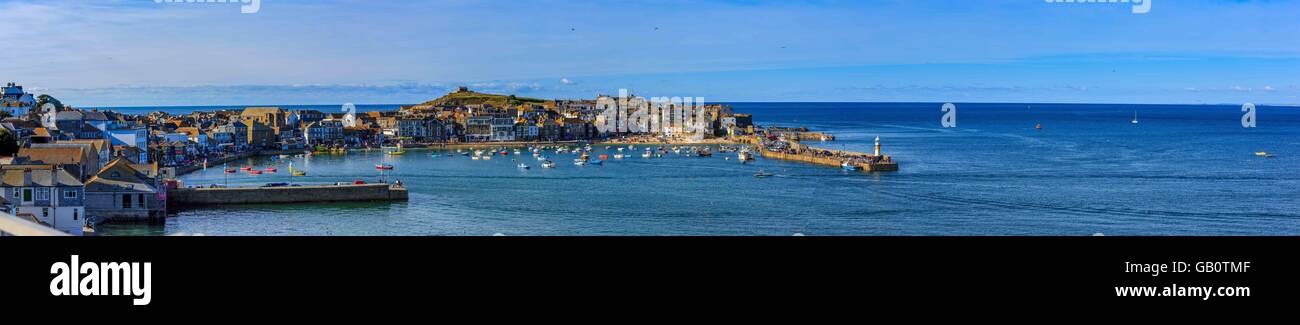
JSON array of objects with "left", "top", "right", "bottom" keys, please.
[{"left": 874, "top": 136, "right": 882, "bottom": 156}]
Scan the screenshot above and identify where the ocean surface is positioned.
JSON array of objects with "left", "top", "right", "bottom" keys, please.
[{"left": 97, "top": 103, "right": 1300, "bottom": 236}]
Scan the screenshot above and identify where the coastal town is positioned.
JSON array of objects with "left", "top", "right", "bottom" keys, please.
[{"left": 0, "top": 83, "right": 895, "bottom": 236}]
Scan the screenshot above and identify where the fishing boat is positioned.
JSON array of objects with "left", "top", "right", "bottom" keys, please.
[
  {"left": 841, "top": 162, "right": 862, "bottom": 171},
  {"left": 375, "top": 164, "right": 395, "bottom": 170},
  {"left": 754, "top": 171, "right": 774, "bottom": 178},
  {"left": 738, "top": 150, "right": 754, "bottom": 162},
  {"left": 542, "top": 160, "right": 557, "bottom": 168}
]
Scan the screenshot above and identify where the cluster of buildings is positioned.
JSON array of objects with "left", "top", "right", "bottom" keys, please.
[{"left": 0, "top": 84, "right": 758, "bottom": 235}]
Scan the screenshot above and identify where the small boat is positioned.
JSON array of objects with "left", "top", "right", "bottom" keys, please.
[
  {"left": 738, "top": 150, "right": 754, "bottom": 162},
  {"left": 517, "top": 163, "right": 530, "bottom": 170},
  {"left": 573, "top": 159, "right": 587, "bottom": 166},
  {"left": 224, "top": 168, "right": 237, "bottom": 174},
  {"left": 239, "top": 167, "right": 252, "bottom": 171},
  {"left": 387, "top": 143, "right": 406, "bottom": 155},
  {"left": 1035, "top": 123, "right": 1043, "bottom": 130},
  {"left": 264, "top": 167, "right": 278, "bottom": 173},
  {"left": 542, "top": 160, "right": 556, "bottom": 168},
  {"left": 461, "top": 151, "right": 470, "bottom": 156},
  {"left": 537, "top": 156, "right": 549, "bottom": 161},
  {"left": 482, "top": 155, "right": 493, "bottom": 160},
  {"left": 430, "top": 153, "right": 441, "bottom": 158},
  {"left": 754, "top": 171, "right": 773, "bottom": 178},
  {"left": 841, "top": 162, "right": 861, "bottom": 171},
  {"left": 642, "top": 151, "right": 652, "bottom": 158},
  {"left": 248, "top": 170, "right": 263, "bottom": 175},
  {"left": 375, "top": 164, "right": 395, "bottom": 170},
  {"left": 613, "top": 154, "right": 625, "bottom": 159},
  {"left": 589, "top": 159, "right": 603, "bottom": 165},
  {"left": 599, "top": 154, "right": 609, "bottom": 160},
  {"left": 1132, "top": 111, "right": 1139, "bottom": 124},
  {"left": 471, "top": 155, "right": 482, "bottom": 160},
  {"left": 696, "top": 149, "right": 712, "bottom": 157},
  {"left": 288, "top": 162, "right": 306, "bottom": 176},
  {"left": 1255, "top": 152, "right": 1270, "bottom": 156}
]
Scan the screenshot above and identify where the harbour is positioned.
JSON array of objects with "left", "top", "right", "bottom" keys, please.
[{"left": 91, "top": 102, "right": 1300, "bottom": 236}]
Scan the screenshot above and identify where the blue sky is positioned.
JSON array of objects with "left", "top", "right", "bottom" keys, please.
[{"left": 1, "top": 0, "right": 1297, "bottom": 106}]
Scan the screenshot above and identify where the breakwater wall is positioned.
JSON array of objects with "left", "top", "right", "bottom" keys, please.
[
  {"left": 168, "top": 184, "right": 408, "bottom": 207},
  {"left": 759, "top": 150, "right": 899, "bottom": 172}
]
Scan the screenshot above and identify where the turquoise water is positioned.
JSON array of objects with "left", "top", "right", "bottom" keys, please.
[{"left": 97, "top": 103, "right": 1300, "bottom": 236}]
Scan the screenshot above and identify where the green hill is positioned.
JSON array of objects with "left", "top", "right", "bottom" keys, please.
[{"left": 420, "top": 89, "right": 548, "bottom": 107}]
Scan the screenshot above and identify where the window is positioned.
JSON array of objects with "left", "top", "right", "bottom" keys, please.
[
  {"left": 42, "top": 208, "right": 48, "bottom": 218},
  {"left": 36, "top": 188, "right": 49, "bottom": 200},
  {"left": 73, "top": 210, "right": 78, "bottom": 221},
  {"left": 122, "top": 194, "right": 133, "bottom": 209},
  {"left": 63, "top": 190, "right": 77, "bottom": 199}
]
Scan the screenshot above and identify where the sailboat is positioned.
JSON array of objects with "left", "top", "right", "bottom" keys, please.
[{"left": 1132, "top": 111, "right": 1139, "bottom": 124}]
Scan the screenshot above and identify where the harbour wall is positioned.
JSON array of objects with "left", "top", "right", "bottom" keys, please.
[
  {"left": 759, "top": 149, "right": 898, "bottom": 172},
  {"left": 168, "top": 184, "right": 408, "bottom": 207}
]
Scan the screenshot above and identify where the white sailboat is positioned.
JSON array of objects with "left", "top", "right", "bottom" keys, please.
[{"left": 1132, "top": 111, "right": 1139, "bottom": 124}]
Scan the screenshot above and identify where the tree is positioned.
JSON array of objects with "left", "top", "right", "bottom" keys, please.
[
  {"left": 29, "top": 94, "right": 64, "bottom": 120},
  {"left": 0, "top": 128, "right": 18, "bottom": 157}
]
